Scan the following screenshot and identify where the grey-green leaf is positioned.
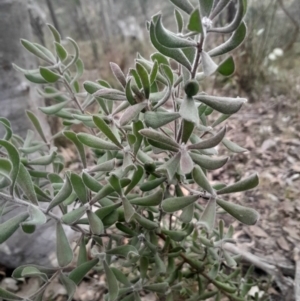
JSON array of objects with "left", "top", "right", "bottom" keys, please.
[
  {"left": 17, "top": 163, "right": 39, "bottom": 205},
  {"left": 188, "top": 127, "right": 226, "bottom": 150},
  {"left": 162, "top": 195, "right": 199, "bottom": 212},
  {"left": 0, "top": 140, "right": 20, "bottom": 195},
  {"left": 93, "top": 116, "right": 122, "bottom": 148},
  {"left": 139, "top": 129, "right": 179, "bottom": 150},
  {"left": 150, "top": 21, "right": 191, "bottom": 71},
  {"left": 209, "top": 22, "right": 247, "bottom": 57},
  {"left": 59, "top": 273, "right": 76, "bottom": 301},
  {"left": 77, "top": 133, "right": 120, "bottom": 150},
  {"left": 0, "top": 287, "right": 23, "bottom": 301},
  {"left": 170, "top": 0, "right": 194, "bottom": 14},
  {"left": 103, "top": 260, "right": 119, "bottom": 301},
  {"left": 192, "top": 165, "right": 214, "bottom": 194},
  {"left": 136, "top": 62, "right": 150, "bottom": 99},
  {"left": 22, "top": 205, "right": 47, "bottom": 226},
  {"left": 110, "top": 62, "right": 126, "bottom": 88},
  {"left": 0, "top": 212, "right": 29, "bottom": 243},
  {"left": 222, "top": 138, "right": 248, "bottom": 153},
  {"left": 47, "top": 176, "right": 73, "bottom": 211},
  {"left": 190, "top": 153, "right": 228, "bottom": 170},
  {"left": 188, "top": 8, "right": 203, "bottom": 33},
  {"left": 70, "top": 173, "right": 88, "bottom": 204},
  {"left": 217, "top": 173, "right": 259, "bottom": 195},
  {"left": 199, "top": 198, "right": 216, "bottom": 232},
  {"left": 144, "top": 111, "right": 180, "bottom": 129},
  {"left": 179, "top": 96, "right": 199, "bottom": 124},
  {"left": 194, "top": 94, "right": 246, "bottom": 114},
  {"left": 202, "top": 51, "right": 218, "bottom": 76},
  {"left": 26, "top": 110, "right": 48, "bottom": 143},
  {"left": 87, "top": 210, "right": 104, "bottom": 235},
  {"left": 130, "top": 189, "right": 163, "bottom": 206},
  {"left": 106, "top": 245, "right": 139, "bottom": 258},
  {"left": 56, "top": 222, "right": 73, "bottom": 267},
  {"left": 39, "top": 67, "right": 61, "bottom": 83},
  {"left": 119, "top": 102, "right": 146, "bottom": 127},
  {"left": 155, "top": 15, "right": 197, "bottom": 48},
  {"left": 217, "top": 198, "right": 259, "bottom": 225},
  {"left": 63, "top": 131, "right": 86, "bottom": 168},
  {"left": 61, "top": 206, "right": 87, "bottom": 225}
]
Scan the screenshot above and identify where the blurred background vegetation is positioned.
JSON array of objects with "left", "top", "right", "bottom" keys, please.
[{"left": 31, "top": 0, "right": 300, "bottom": 102}]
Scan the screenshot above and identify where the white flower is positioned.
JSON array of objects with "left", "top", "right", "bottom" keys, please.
[
  {"left": 202, "top": 17, "right": 213, "bottom": 29},
  {"left": 273, "top": 48, "right": 283, "bottom": 57}
]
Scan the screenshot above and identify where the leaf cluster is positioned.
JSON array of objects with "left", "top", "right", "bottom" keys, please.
[{"left": 0, "top": 1, "right": 265, "bottom": 300}]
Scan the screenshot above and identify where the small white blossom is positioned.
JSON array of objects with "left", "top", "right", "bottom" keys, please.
[{"left": 202, "top": 17, "right": 213, "bottom": 29}]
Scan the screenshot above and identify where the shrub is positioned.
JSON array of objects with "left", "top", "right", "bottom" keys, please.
[{"left": 0, "top": 0, "right": 261, "bottom": 300}]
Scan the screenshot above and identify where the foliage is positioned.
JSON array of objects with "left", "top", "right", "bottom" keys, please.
[{"left": 0, "top": 0, "right": 263, "bottom": 300}]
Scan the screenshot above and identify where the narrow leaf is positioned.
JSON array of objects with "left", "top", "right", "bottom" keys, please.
[
  {"left": 119, "top": 102, "right": 146, "bottom": 126},
  {"left": 59, "top": 273, "right": 76, "bottom": 301},
  {"left": 222, "top": 138, "right": 247, "bottom": 153},
  {"left": 63, "top": 131, "right": 86, "bottom": 168},
  {"left": 39, "top": 100, "right": 69, "bottom": 115},
  {"left": 199, "top": 198, "right": 216, "bottom": 232},
  {"left": 124, "top": 165, "right": 144, "bottom": 195},
  {"left": 194, "top": 94, "right": 246, "bottom": 114},
  {"left": 136, "top": 63, "right": 150, "bottom": 99},
  {"left": 22, "top": 205, "right": 47, "bottom": 226},
  {"left": 134, "top": 213, "right": 158, "bottom": 230},
  {"left": 0, "top": 212, "right": 29, "bottom": 243},
  {"left": 217, "top": 199, "right": 259, "bottom": 225},
  {"left": 209, "top": 22, "right": 247, "bottom": 57},
  {"left": 16, "top": 163, "right": 39, "bottom": 205},
  {"left": 26, "top": 110, "right": 47, "bottom": 143},
  {"left": 87, "top": 210, "right": 104, "bottom": 235},
  {"left": 179, "top": 96, "right": 199, "bottom": 123},
  {"left": 93, "top": 116, "right": 122, "bottom": 148},
  {"left": 170, "top": 0, "right": 194, "bottom": 14},
  {"left": 0, "top": 140, "right": 20, "bottom": 195},
  {"left": 162, "top": 195, "right": 199, "bottom": 213},
  {"left": 39, "top": 67, "right": 61, "bottom": 83},
  {"left": 150, "top": 21, "right": 191, "bottom": 71},
  {"left": 77, "top": 133, "right": 120, "bottom": 150},
  {"left": 188, "top": 127, "right": 226, "bottom": 150},
  {"left": 202, "top": 51, "right": 218, "bottom": 76},
  {"left": 144, "top": 111, "right": 180, "bottom": 129},
  {"left": 110, "top": 62, "right": 126, "bottom": 88},
  {"left": 61, "top": 206, "right": 87, "bottom": 225},
  {"left": 139, "top": 129, "right": 179, "bottom": 149},
  {"left": 103, "top": 261, "right": 119, "bottom": 301},
  {"left": 155, "top": 15, "right": 197, "bottom": 48},
  {"left": 47, "top": 177, "right": 73, "bottom": 211},
  {"left": 217, "top": 173, "right": 259, "bottom": 195},
  {"left": 190, "top": 153, "right": 228, "bottom": 170},
  {"left": 130, "top": 189, "right": 163, "bottom": 206},
  {"left": 70, "top": 173, "right": 88, "bottom": 204},
  {"left": 192, "top": 165, "right": 214, "bottom": 194},
  {"left": 56, "top": 222, "right": 73, "bottom": 267},
  {"left": 122, "top": 197, "right": 135, "bottom": 222},
  {"left": 188, "top": 8, "right": 203, "bottom": 33},
  {"left": 69, "top": 258, "right": 99, "bottom": 285}
]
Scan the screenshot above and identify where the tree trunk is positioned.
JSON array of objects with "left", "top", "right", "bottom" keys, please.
[
  {"left": 0, "top": 0, "right": 51, "bottom": 139},
  {"left": 45, "top": 0, "right": 63, "bottom": 37},
  {"left": 0, "top": 0, "right": 73, "bottom": 269}
]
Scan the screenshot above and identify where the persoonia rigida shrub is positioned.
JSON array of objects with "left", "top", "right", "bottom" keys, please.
[{"left": 0, "top": 0, "right": 262, "bottom": 300}]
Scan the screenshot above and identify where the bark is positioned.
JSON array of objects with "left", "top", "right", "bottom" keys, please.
[
  {"left": 0, "top": 0, "right": 73, "bottom": 269},
  {"left": 45, "top": 0, "right": 63, "bottom": 37},
  {"left": 0, "top": 0, "right": 51, "bottom": 139}
]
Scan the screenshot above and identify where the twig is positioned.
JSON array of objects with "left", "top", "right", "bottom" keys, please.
[
  {"left": 223, "top": 243, "right": 294, "bottom": 294},
  {"left": 294, "top": 248, "right": 300, "bottom": 301},
  {"left": 277, "top": 0, "right": 299, "bottom": 51}
]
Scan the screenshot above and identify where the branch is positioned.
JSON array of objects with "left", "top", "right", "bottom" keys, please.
[{"left": 277, "top": 0, "right": 299, "bottom": 51}]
